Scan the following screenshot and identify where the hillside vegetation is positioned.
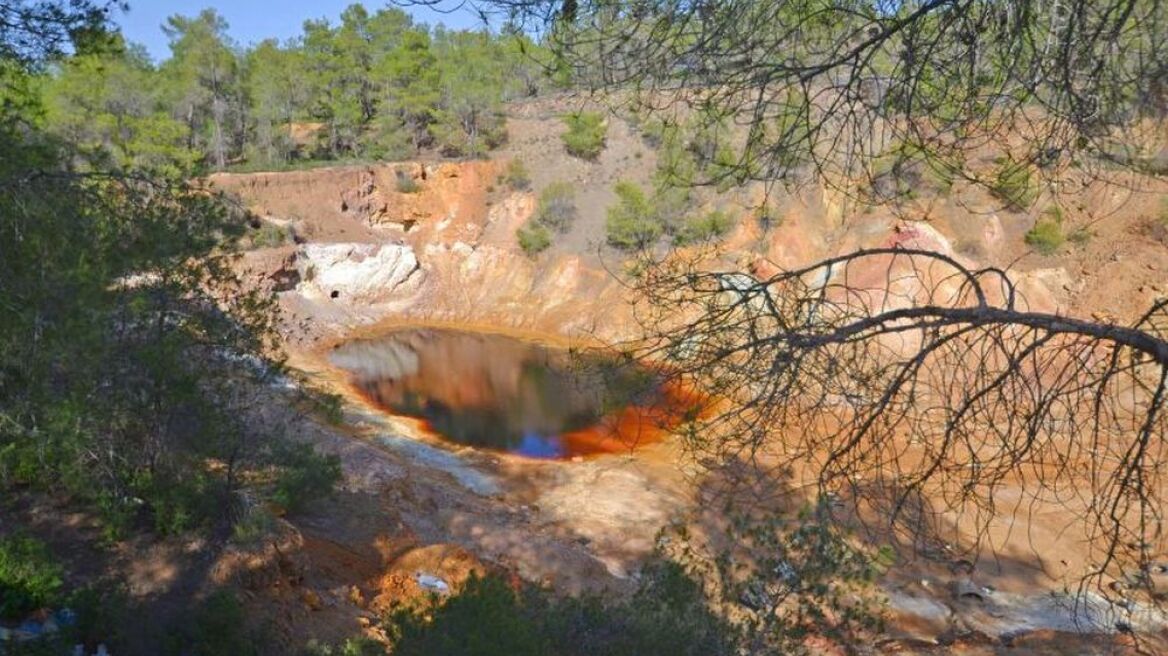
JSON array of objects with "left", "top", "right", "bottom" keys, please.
[{"left": 41, "top": 6, "right": 556, "bottom": 175}]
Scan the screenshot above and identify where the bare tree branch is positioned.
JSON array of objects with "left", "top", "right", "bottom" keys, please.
[{"left": 615, "top": 247, "right": 1168, "bottom": 602}]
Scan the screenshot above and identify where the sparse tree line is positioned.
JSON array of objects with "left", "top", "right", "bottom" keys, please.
[{"left": 39, "top": 4, "right": 558, "bottom": 177}]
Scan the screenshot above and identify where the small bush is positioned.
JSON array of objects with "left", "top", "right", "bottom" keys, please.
[
  {"left": 515, "top": 182, "right": 576, "bottom": 256},
  {"left": 248, "top": 222, "right": 293, "bottom": 249},
  {"left": 1141, "top": 196, "right": 1168, "bottom": 244},
  {"left": 561, "top": 111, "right": 607, "bottom": 160},
  {"left": 0, "top": 534, "right": 63, "bottom": 619},
  {"left": 145, "top": 473, "right": 216, "bottom": 536},
  {"left": 675, "top": 209, "right": 735, "bottom": 245},
  {"left": 92, "top": 469, "right": 218, "bottom": 541},
  {"left": 395, "top": 170, "right": 421, "bottom": 193},
  {"left": 871, "top": 140, "right": 959, "bottom": 198},
  {"left": 188, "top": 590, "right": 257, "bottom": 656},
  {"left": 503, "top": 159, "right": 531, "bottom": 191},
  {"left": 606, "top": 181, "right": 664, "bottom": 250},
  {"left": 67, "top": 584, "right": 131, "bottom": 651},
  {"left": 533, "top": 182, "right": 577, "bottom": 233},
  {"left": 922, "top": 159, "right": 957, "bottom": 195},
  {"left": 991, "top": 161, "right": 1037, "bottom": 210},
  {"left": 231, "top": 504, "right": 277, "bottom": 546},
  {"left": 757, "top": 203, "right": 782, "bottom": 232},
  {"left": 1025, "top": 217, "right": 1065, "bottom": 255},
  {"left": 271, "top": 442, "right": 342, "bottom": 515},
  {"left": 517, "top": 222, "right": 552, "bottom": 256},
  {"left": 387, "top": 574, "right": 544, "bottom": 656},
  {"left": 309, "top": 390, "right": 345, "bottom": 425},
  {"left": 638, "top": 118, "right": 674, "bottom": 149},
  {"left": 304, "top": 636, "right": 385, "bottom": 656}
]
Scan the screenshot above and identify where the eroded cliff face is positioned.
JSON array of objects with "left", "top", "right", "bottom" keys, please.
[
  {"left": 213, "top": 149, "right": 1168, "bottom": 365},
  {"left": 213, "top": 162, "right": 494, "bottom": 239},
  {"left": 213, "top": 161, "right": 637, "bottom": 347}
]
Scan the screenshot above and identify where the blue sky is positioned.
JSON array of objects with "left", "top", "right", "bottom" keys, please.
[{"left": 113, "top": 1, "right": 487, "bottom": 62}]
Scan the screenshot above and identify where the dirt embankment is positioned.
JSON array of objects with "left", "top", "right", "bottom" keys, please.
[
  {"left": 215, "top": 102, "right": 1168, "bottom": 344},
  {"left": 212, "top": 159, "right": 634, "bottom": 349}
]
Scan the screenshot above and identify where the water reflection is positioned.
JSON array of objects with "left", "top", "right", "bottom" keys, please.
[{"left": 329, "top": 328, "right": 674, "bottom": 459}]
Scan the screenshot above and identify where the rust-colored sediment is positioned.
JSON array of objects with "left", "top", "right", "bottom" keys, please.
[{"left": 557, "top": 381, "right": 707, "bottom": 457}]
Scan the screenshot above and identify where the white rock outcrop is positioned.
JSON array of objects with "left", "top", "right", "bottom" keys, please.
[{"left": 296, "top": 243, "right": 423, "bottom": 304}]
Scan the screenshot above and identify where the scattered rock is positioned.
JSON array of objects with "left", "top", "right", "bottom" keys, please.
[
  {"left": 340, "top": 169, "right": 390, "bottom": 223},
  {"left": 301, "top": 588, "right": 323, "bottom": 611},
  {"left": 952, "top": 577, "right": 989, "bottom": 602}
]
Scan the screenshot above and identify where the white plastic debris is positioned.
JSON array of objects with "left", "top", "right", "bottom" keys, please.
[{"left": 415, "top": 572, "right": 451, "bottom": 595}]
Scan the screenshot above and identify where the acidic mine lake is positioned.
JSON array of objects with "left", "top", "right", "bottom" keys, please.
[{"left": 328, "top": 328, "right": 691, "bottom": 459}]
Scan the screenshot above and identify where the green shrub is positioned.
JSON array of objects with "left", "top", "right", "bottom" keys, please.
[
  {"left": 757, "top": 202, "right": 782, "bottom": 232},
  {"left": 991, "top": 161, "right": 1038, "bottom": 210},
  {"left": 309, "top": 390, "right": 345, "bottom": 425},
  {"left": 1025, "top": 216, "right": 1065, "bottom": 254},
  {"left": 271, "top": 442, "right": 342, "bottom": 515},
  {"left": 561, "top": 111, "right": 607, "bottom": 160},
  {"left": 515, "top": 182, "right": 576, "bottom": 255},
  {"left": 395, "top": 170, "right": 421, "bottom": 193},
  {"left": 638, "top": 118, "right": 676, "bottom": 149},
  {"left": 248, "top": 221, "right": 293, "bottom": 249},
  {"left": 385, "top": 564, "right": 737, "bottom": 656},
  {"left": 304, "top": 636, "right": 385, "bottom": 656},
  {"left": 675, "top": 209, "right": 734, "bottom": 245},
  {"left": 708, "top": 503, "right": 887, "bottom": 651},
  {"left": 93, "top": 470, "right": 219, "bottom": 539},
  {"left": 533, "top": 182, "right": 577, "bottom": 233},
  {"left": 503, "top": 159, "right": 531, "bottom": 191},
  {"left": 189, "top": 590, "right": 257, "bottom": 656},
  {"left": 517, "top": 222, "right": 552, "bottom": 256},
  {"left": 67, "top": 584, "right": 131, "bottom": 651},
  {"left": 231, "top": 504, "right": 277, "bottom": 545},
  {"left": 923, "top": 161, "right": 956, "bottom": 195},
  {"left": 869, "top": 140, "right": 958, "bottom": 198},
  {"left": 143, "top": 472, "right": 217, "bottom": 536},
  {"left": 708, "top": 146, "right": 740, "bottom": 193},
  {"left": 606, "top": 181, "right": 664, "bottom": 250},
  {"left": 0, "top": 534, "right": 63, "bottom": 619},
  {"left": 387, "top": 574, "right": 545, "bottom": 656}
]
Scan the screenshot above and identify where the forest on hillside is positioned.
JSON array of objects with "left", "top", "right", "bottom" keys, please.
[{"left": 39, "top": 5, "right": 555, "bottom": 175}]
